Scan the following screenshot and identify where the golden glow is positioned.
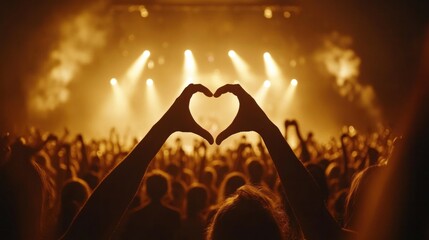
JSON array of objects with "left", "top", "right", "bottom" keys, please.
[
  {"left": 283, "top": 11, "right": 291, "bottom": 18},
  {"left": 263, "top": 52, "right": 270, "bottom": 59},
  {"left": 291, "top": 79, "right": 298, "bottom": 86},
  {"left": 143, "top": 50, "right": 150, "bottom": 58},
  {"left": 146, "top": 78, "right": 154, "bottom": 86},
  {"left": 185, "top": 49, "right": 192, "bottom": 57},
  {"left": 264, "top": 7, "right": 273, "bottom": 19},
  {"left": 147, "top": 60, "right": 154, "bottom": 69},
  {"left": 264, "top": 79, "right": 271, "bottom": 88},
  {"left": 228, "top": 50, "right": 236, "bottom": 58},
  {"left": 139, "top": 6, "right": 149, "bottom": 18},
  {"left": 110, "top": 78, "right": 118, "bottom": 86}
]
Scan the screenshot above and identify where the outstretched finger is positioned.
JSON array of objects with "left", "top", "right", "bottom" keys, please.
[
  {"left": 214, "top": 84, "right": 242, "bottom": 98},
  {"left": 184, "top": 83, "right": 213, "bottom": 98}
]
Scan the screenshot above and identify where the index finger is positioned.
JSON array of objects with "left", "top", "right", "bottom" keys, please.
[
  {"left": 183, "top": 84, "right": 213, "bottom": 98},
  {"left": 213, "top": 84, "right": 242, "bottom": 98}
]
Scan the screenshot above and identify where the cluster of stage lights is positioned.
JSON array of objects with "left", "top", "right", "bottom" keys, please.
[
  {"left": 129, "top": 5, "right": 292, "bottom": 20},
  {"left": 109, "top": 49, "right": 298, "bottom": 88}
]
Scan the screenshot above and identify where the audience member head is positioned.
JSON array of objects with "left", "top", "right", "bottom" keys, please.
[
  {"left": 345, "top": 165, "right": 385, "bottom": 230},
  {"left": 211, "top": 160, "right": 229, "bottom": 187},
  {"left": 207, "top": 185, "right": 288, "bottom": 240},
  {"left": 166, "top": 163, "right": 180, "bottom": 179},
  {"left": 201, "top": 167, "right": 217, "bottom": 187},
  {"left": 245, "top": 158, "right": 265, "bottom": 185},
  {"left": 170, "top": 179, "right": 186, "bottom": 212},
  {"left": 61, "top": 178, "right": 91, "bottom": 207},
  {"left": 58, "top": 178, "right": 91, "bottom": 236},
  {"left": 145, "top": 170, "right": 170, "bottom": 203},
  {"left": 219, "top": 172, "right": 247, "bottom": 202},
  {"left": 186, "top": 184, "right": 209, "bottom": 218}
]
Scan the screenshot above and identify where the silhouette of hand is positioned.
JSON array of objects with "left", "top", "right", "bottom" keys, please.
[
  {"left": 161, "top": 84, "right": 214, "bottom": 144},
  {"left": 214, "top": 84, "right": 272, "bottom": 145}
]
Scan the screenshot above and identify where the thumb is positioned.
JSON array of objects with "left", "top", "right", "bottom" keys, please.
[
  {"left": 192, "top": 123, "right": 214, "bottom": 145},
  {"left": 215, "top": 124, "right": 238, "bottom": 145}
]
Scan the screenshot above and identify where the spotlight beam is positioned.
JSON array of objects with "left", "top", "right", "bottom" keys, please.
[
  {"left": 122, "top": 50, "right": 151, "bottom": 95},
  {"left": 181, "top": 49, "right": 198, "bottom": 91},
  {"left": 263, "top": 52, "right": 283, "bottom": 86},
  {"left": 228, "top": 50, "right": 252, "bottom": 81}
]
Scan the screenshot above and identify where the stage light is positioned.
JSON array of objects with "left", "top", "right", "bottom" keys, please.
[
  {"left": 110, "top": 78, "right": 118, "bottom": 86},
  {"left": 181, "top": 49, "right": 198, "bottom": 90},
  {"left": 146, "top": 78, "right": 154, "bottom": 86},
  {"left": 264, "top": 80, "right": 271, "bottom": 88},
  {"left": 139, "top": 6, "right": 149, "bottom": 18},
  {"left": 263, "top": 52, "right": 271, "bottom": 59},
  {"left": 184, "top": 50, "right": 197, "bottom": 74},
  {"left": 291, "top": 79, "right": 298, "bottom": 86},
  {"left": 228, "top": 50, "right": 236, "bottom": 58},
  {"left": 264, "top": 7, "right": 273, "bottom": 19},
  {"left": 283, "top": 11, "right": 291, "bottom": 18},
  {"left": 143, "top": 50, "right": 150, "bottom": 58}
]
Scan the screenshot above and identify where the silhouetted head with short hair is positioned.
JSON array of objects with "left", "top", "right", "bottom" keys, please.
[
  {"left": 246, "top": 158, "right": 264, "bottom": 185},
  {"left": 186, "top": 184, "right": 209, "bottom": 218},
  {"left": 207, "top": 185, "right": 288, "bottom": 240},
  {"left": 145, "top": 171, "right": 170, "bottom": 202}
]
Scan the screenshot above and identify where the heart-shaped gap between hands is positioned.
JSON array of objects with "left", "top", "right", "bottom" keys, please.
[{"left": 189, "top": 90, "right": 239, "bottom": 143}]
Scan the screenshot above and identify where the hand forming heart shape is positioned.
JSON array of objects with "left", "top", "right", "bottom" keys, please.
[
  {"left": 189, "top": 89, "right": 239, "bottom": 142},
  {"left": 173, "top": 83, "right": 271, "bottom": 145}
]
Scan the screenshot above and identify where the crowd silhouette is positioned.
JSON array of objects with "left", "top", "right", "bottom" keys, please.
[{"left": 0, "top": 83, "right": 426, "bottom": 240}]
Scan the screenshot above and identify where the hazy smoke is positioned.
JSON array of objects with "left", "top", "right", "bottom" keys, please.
[
  {"left": 29, "top": 3, "right": 109, "bottom": 112},
  {"left": 316, "top": 32, "right": 381, "bottom": 120}
]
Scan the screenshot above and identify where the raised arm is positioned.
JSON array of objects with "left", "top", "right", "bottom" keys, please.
[
  {"left": 289, "top": 120, "right": 311, "bottom": 162},
  {"left": 62, "top": 84, "right": 213, "bottom": 239},
  {"left": 214, "top": 84, "right": 345, "bottom": 240}
]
